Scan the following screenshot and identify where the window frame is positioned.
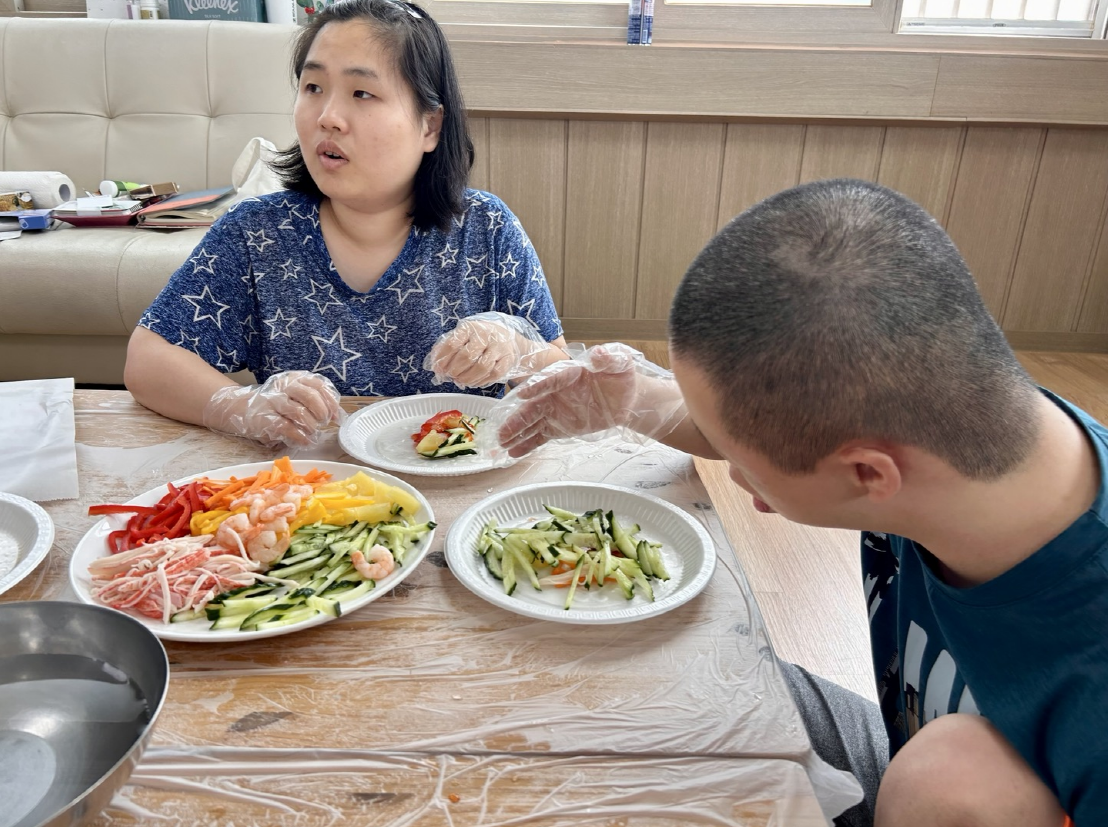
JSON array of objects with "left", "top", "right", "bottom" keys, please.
[
  {"left": 427, "top": 0, "right": 901, "bottom": 44},
  {"left": 427, "top": 0, "right": 1108, "bottom": 46},
  {"left": 898, "top": 0, "right": 1108, "bottom": 38}
]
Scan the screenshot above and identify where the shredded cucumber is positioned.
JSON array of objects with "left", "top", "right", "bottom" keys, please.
[
  {"left": 476, "top": 505, "right": 669, "bottom": 610},
  {"left": 204, "top": 517, "right": 434, "bottom": 632}
]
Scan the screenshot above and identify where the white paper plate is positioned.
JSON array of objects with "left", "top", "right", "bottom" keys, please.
[
  {"left": 0, "top": 492, "right": 55, "bottom": 598},
  {"left": 446, "top": 482, "right": 717, "bottom": 625},
  {"left": 339, "top": 393, "right": 515, "bottom": 477},
  {"left": 69, "top": 460, "right": 436, "bottom": 642}
]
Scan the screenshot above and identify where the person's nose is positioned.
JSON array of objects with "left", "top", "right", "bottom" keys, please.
[
  {"left": 728, "top": 464, "right": 754, "bottom": 492},
  {"left": 317, "top": 95, "right": 348, "bottom": 132}
]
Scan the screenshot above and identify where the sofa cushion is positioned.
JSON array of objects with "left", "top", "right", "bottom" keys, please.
[
  {"left": 0, "top": 19, "right": 297, "bottom": 194},
  {"left": 0, "top": 226, "right": 205, "bottom": 337}
]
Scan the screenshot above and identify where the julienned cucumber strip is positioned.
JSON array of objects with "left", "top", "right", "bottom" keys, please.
[
  {"left": 205, "top": 517, "right": 434, "bottom": 632},
  {"left": 476, "top": 505, "right": 670, "bottom": 610}
]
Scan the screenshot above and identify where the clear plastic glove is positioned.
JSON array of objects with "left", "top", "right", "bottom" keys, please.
[
  {"left": 478, "top": 343, "right": 688, "bottom": 462},
  {"left": 202, "top": 370, "right": 345, "bottom": 448},
  {"left": 424, "top": 312, "right": 555, "bottom": 389}
]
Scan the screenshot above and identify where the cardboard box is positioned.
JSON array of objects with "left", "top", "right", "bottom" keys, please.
[
  {"left": 17, "top": 210, "right": 55, "bottom": 231},
  {"left": 167, "top": 0, "right": 265, "bottom": 22}
]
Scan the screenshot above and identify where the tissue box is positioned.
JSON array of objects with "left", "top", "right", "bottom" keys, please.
[{"left": 167, "top": 0, "right": 265, "bottom": 21}]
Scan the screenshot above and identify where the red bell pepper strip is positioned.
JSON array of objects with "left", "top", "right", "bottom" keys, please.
[
  {"left": 89, "top": 480, "right": 217, "bottom": 553},
  {"left": 87, "top": 504, "right": 158, "bottom": 516}
]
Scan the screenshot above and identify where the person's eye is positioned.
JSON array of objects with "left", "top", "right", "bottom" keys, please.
[
  {"left": 303, "top": 82, "right": 322, "bottom": 94},
  {"left": 353, "top": 90, "right": 375, "bottom": 100}
]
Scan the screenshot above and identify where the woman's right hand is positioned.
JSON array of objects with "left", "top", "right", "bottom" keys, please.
[{"left": 202, "top": 371, "right": 344, "bottom": 448}]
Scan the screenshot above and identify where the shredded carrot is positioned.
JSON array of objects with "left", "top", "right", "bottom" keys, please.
[{"left": 200, "top": 458, "right": 331, "bottom": 510}]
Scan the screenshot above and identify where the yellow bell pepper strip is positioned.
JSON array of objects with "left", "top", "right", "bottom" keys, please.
[
  {"left": 288, "top": 473, "right": 423, "bottom": 532},
  {"left": 190, "top": 506, "right": 248, "bottom": 536}
]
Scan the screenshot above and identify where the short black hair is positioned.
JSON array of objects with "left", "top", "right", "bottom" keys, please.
[
  {"left": 270, "top": 0, "right": 474, "bottom": 233},
  {"left": 670, "top": 178, "right": 1040, "bottom": 481}
]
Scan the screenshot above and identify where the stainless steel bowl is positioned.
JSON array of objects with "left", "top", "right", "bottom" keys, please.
[{"left": 0, "top": 601, "right": 169, "bottom": 827}]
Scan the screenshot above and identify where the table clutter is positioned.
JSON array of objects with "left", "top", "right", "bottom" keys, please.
[
  {"left": 0, "top": 171, "right": 239, "bottom": 238},
  {"left": 0, "top": 389, "right": 863, "bottom": 826}
]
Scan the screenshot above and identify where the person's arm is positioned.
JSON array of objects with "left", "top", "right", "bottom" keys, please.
[
  {"left": 425, "top": 315, "right": 571, "bottom": 389},
  {"left": 493, "top": 343, "right": 719, "bottom": 459},
  {"left": 126, "top": 326, "right": 343, "bottom": 446},
  {"left": 125, "top": 326, "right": 238, "bottom": 425},
  {"left": 126, "top": 209, "right": 342, "bottom": 446},
  {"left": 625, "top": 377, "right": 721, "bottom": 459}
]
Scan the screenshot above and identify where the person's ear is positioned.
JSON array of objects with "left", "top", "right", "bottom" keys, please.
[
  {"left": 422, "top": 106, "right": 443, "bottom": 153},
  {"left": 836, "top": 445, "right": 902, "bottom": 504}
]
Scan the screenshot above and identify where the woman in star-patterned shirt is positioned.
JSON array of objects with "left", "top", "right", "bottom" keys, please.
[{"left": 125, "top": 0, "right": 567, "bottom": 444}]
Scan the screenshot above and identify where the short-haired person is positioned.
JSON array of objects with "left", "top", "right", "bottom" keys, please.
[
  {"left": 495, "top": 179, "right": 1105, "bottom": 827},
  {"left": 126, "top": 0, "right": 567, "bottom": 447}
]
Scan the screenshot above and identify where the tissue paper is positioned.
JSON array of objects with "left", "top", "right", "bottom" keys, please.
[{"left": 0, "top": 378, "right": 80, "bottom": 502}]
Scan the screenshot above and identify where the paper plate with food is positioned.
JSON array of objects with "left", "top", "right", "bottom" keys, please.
[
  {"left": 69, "top": 458, "right": 436, "bottom": 641},
  {"left": 446, "top": 482, "right": 717, "bottom": 624},
  {"left": 339, "top": 392, "right": 515, "bottom": 477}
]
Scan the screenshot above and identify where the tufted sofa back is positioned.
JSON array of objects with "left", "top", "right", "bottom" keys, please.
[{"left": 0, "top": 19, "right": 299, "bottom": 194}]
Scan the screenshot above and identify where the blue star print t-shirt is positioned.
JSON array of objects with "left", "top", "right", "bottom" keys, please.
[{"left": 139, "top": 189, "right": 563, "bottom": 397}]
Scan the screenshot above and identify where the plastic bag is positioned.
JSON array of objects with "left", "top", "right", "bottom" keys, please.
[
  {"left": 230, "top": 136, "right": 283, "bottom": 200},
  {"left": 477, "top": 343, "right": 689, "bottom": 465}
]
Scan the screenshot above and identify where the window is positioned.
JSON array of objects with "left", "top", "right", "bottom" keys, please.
[
  {"left": 667, "top": 0, "right": 870, "bottom": 6},
  {"left": 900, "top": 0, "right": 1108, "bottom": 36}
]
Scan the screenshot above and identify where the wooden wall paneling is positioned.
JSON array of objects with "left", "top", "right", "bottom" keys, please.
[
  {"left": 562, "top": 121, "right": 645, "bottom": 319},
  {"left": 717, "top": 124, "right": 805, "bottom": 229},
  {"left": 1077, "top": 209, "right": 1108, "bottom": 334},
  {"left": 798, "top": 125, "right": 885, "bottom": 184},
  {"left": 943, "top": 127, "right": 1043, "bottom": 321},
  {"left": 932, "top": 55, "right": 1108, "bottom": 125},
  {"left": 469, "top": 117, "right": 489, "bottom": 191},
  {"left": 487, "top": 118, "right": 568, "bottom": 310},
  {"left": 1004, "top": 130, "right": 1108, "bottom": 332},
  {"left": 876, "top": 126, "right": 964, "bottom": 223},
  {"left": 635, "top": 122, "right": 726, "bottom": 320},
  {"left": 451, "top": 43, "right": 938, "bottom": 119}
]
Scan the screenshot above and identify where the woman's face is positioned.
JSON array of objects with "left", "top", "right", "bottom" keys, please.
[{"left": 294, "top": 19, "right": 441, "bottom": 213}]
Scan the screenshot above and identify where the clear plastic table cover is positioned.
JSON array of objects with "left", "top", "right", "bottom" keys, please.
[{"left": 9, "top": 392, "right": 863, "bottom": 826}]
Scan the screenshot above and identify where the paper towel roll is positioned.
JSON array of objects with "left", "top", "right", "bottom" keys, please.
[
  {"left": 0, "top": 172, "right": 76, "bottom": 209},
  {"left": 264, "top": 0, "right": 296, "bottom": 24}
]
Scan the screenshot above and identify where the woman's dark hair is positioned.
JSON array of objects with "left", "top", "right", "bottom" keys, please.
[{"left": 270, "top": 0, "right": 474, "bottom": 233}]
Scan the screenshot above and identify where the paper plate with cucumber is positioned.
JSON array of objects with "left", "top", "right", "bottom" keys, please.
[
  {"left": 446, "top": 482, "right": 717, "bottom": 624},
  {"left": 339, "top": 393, "right": 517, "bottom": 477}
]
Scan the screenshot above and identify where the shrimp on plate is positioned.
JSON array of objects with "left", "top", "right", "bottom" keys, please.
[{"left": 351, "top": 544, "right": 395, "bottom": 581}]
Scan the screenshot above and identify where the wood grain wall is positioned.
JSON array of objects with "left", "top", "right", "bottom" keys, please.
[{"left": 468, "top": 118, "right": 1108, "bottom": 349}]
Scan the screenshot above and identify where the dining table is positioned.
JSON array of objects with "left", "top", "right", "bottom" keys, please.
[{"left": 2, "top": 390, "right": 861, "bottom": 827}]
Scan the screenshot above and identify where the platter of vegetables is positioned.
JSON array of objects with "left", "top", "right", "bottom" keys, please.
[
  {"left": 445, "top": 482, "right": 717, "bottom": 625},
  {"left": 339, "top": 392, "right": 517, "bottom": 477},
  {"left": 70, "top": 458, "right": 436, "bottom": 641}
]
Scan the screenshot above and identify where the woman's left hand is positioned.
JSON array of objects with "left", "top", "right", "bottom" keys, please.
[{"left": 424, "top": 312, "right": 558, "bottom": 388}]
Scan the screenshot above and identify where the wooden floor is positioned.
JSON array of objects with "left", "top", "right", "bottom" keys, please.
[{"left": 587, "top": 344, "right": 1108, "bottom": 701}]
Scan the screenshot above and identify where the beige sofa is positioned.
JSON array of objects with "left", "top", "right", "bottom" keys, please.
[{"left": 0, "top": 19, "right": 299, "bottom": 384}]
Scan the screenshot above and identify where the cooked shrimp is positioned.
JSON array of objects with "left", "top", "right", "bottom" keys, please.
[
  {"left": 232, "top": 484, "right": 312, "bottom": 523},
  {"left": 244, "top": 528, "right": 288, "bottom": 565},
  {"left": 215, "top": 513, "right": 253, "bottom": 558},
  {"left": 215, "top": 509, "right": 290, "bottom": 565},
  {"left": 351, "top": 544, "right": 395, "bottom": 581}
]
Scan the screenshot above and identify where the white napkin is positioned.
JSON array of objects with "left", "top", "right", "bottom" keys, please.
[{"left": 0, "top": 378, "right": 80, "bottom": 502}]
